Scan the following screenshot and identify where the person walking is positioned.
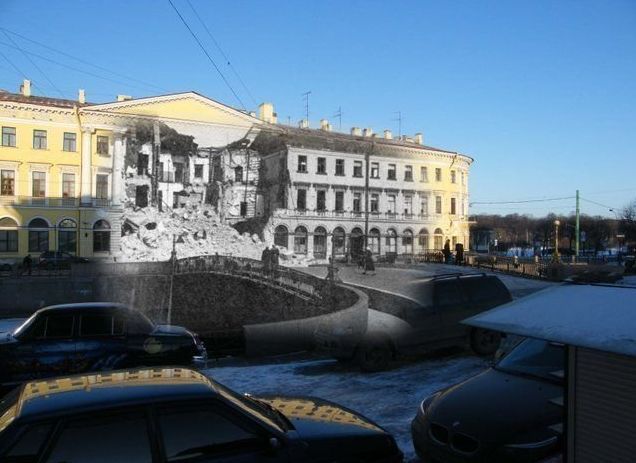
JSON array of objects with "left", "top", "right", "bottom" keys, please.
[
  {"left": 363, "top": 247, "right": 375, "bottom": 275},
  {"left": 443, "top": 239, "right": 452, "bottom": 264},
  {"left": 261, "top": 246, "right": 271, "bottom": 276},
  {"left": 455, "top": 242, "right": 464, "bottom": 265},
  {"left": 270, "top": 246, "right": 280, "bottom": 277},
  {"left": 22, "top": 254, "right": 32, "bottom": 276}
]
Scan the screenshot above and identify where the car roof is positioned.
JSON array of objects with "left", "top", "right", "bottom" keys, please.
[
  {"left": 13, "top": 368, "right": 219, "bottom": 422},
  {"left": 36, "top": 302, "right": 131, "bottom": 315}
]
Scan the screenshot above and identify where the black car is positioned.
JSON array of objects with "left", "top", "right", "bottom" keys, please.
[
  {"left": 0, "top": 303, "right": 207, "bottom": 390},
  {"left": 0, "top": 367, "right": 402, "bottom": 463},
  {"left": 316, "top": 273, "right": 512, "bottom": 371},
  {"left": 38, "top": 251, "right": 89, "bottom": 269},
  {"left": 411, "top": 338, "right": 564, "bottom": 462}
]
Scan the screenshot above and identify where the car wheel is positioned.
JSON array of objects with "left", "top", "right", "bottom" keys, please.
[
  {"left": 357, "top": 341, "right": 392, "bottom": 372},
  {"left": 470, "top": 328, "right": 502, "bottom": 356}
]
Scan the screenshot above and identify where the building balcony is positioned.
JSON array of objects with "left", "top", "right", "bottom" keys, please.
[
  {"left": 0, "top": 196, "right": 112, "bottom": 208},
  {"left": 273, "top": 208, "right": 440, "bottom": 222}
]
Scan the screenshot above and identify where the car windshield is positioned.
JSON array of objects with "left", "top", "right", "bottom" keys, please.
[
  {"left": 12, "top": 313, "right": 38, "bottom": 338},
  {"left": 496, "top": 338, "right": 564, "bottom": 382}
]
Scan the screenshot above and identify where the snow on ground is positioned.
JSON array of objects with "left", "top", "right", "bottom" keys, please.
[{"left": 204, "top": 354, "right": 488, "bottom": 462}]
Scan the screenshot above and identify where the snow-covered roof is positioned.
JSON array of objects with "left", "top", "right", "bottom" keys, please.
[{"left": 463, "top": 283, "right": 636, "bottom": 357}]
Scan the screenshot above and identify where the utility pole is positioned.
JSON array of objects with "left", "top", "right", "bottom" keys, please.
[
  {"left": 364, "top": 142, "right": 374, "bottom": 251},
  {"left": 302, "top": 91, "right": 311, "bottom": 125},
  {"left": 333, "top": 106, "right": 342, "bottom": 131},
  {"left": 575, "top": 189, "right": 580, "bottom": 258},
  {"left": 393, "top": 111, "right": 402, "bottom": 138},
  {"left": 151, "top": 121, "right": 160, "bottom": 207},
  {"left": 167, "top": 234, "right": 177, "bottom": 326}
]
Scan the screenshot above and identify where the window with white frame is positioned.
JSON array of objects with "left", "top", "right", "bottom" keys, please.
[
  {"left": 33, "top": 130, "right": 47, "bottom": 150},
  {"left": 420, "top": 197, "right": 428, "bottom": 216},
  {"left": 420, "top": 166, "right": 428, "bottom": 182},
  {"left": 96, "top": 136, "right": 109, "bottom": 155},
  {"left": 435, "top": 168, "right": 442, "bottom": 182},
  {"left": 1, "top": 170, "right": 15, "bottom": 196},
  {"left": 370, "top": 162, "right": 379, "bottom": 178},
  {"left": 63, "top": 132, "right": 77, "bottom": 152},
  {"left": 1, "top": 127, "right": 16, "bottom": 147},
  {"left": 404, "top": 195, "right": 413, "bottom": 214},
  {"left": 388, "top": 194, "right": 396, "bottom": 213},
  {"left": 435, "top": 195, "right": 442, "bottom": 214},
  {"left": 451, "top": 170, "right": 456, "bottom": 184}
]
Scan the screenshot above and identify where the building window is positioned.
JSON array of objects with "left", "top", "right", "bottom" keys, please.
[
  {"left": 0, "top": 217, "right": 18, "bottom": 252},
  {"left": 28, "top": 218, "right": 49, "bottom": 252},
  {"left": 353, "top": 161, "right": 363, "bottom": 177},
  {"left": 369, "top": 228, "right": 381, "bottom": 255},
  {"left": 296, "top": 189, "right": 306, "bottom": 210},
  {"left": 32, "top": 172, "right": 46, "bottom": 198},
  {"left": 461, "top": 171, "right": 466, "bottom": 185},
  {"left": 63, "top": 132, "right": 76, "bottom": 152},
  {"left": 335, "top": 159, "right": 345, "bottom": 176},
  {"left": 313, "top": 226, "right": 327, "bottom": 258},
  {"left": 404, "top": 165, "right": 413, "bottom": 181},
  {"left": 317, "top": 157, "right": 326, "bottom": 174},
  {"left": 333, "top": 227, "right": 345, "bottom": 254},
  {"left": 294, "top": 226, "right": 308, "bottom": 254},
  {"left": 451, "top": 170, "right": 456, "bottom": 184},
  {"left": 370, "top": 193, "right": 379, "bottom": 212},
  {"left": 194, "top": 165, "right": 203, "bottom": 178},
  {"left": 174, "top": 163, "right": 185, "bottom": 183},
  {"left": 62, "top": 173, "right": 75, "bottom": 200},
  {"left": 234, "top": 166, "right": 243, "bottom": 183},
  {"left": 450, "top": 197, "right": 457, "bottom": 215},
  {"left": 335, "top": 191, "right": 344, "bottom": 212},
  {"left": 297, "top": 155, "right": 307, "bottom": 173},
  {"left": 387, "top": 164, "right": 396, "bottom": 180},
  {"left": 420, "top": 166, "right": 428, "bottom": 182},
  {"left": 353, "top": 192, "right": 361, "bottom": 213},
  {"left": 434, "top": 228, "right": 444, "bottom": 250},
  {"left": 420, "top": 197, "right": 428, "bottom": 216},
  {"left": 388, "top": 194, "right": 396, "bottom": 213},
  {"left": 96, "top": 135, "right": 109, "bottom": 155},
  {"left": 96, "top": 174, "right": 108, "bottom": 199},
  {"left": 93, "top": 220, "right": 111, "bottom": 253},
  {"left": 1, "top": 127, "right": 16, "bottom": 147},
  {"left": 418, "top": 228, "right": 429, "bottom": 249},
  {"left": 33, "top": 130, "right": 47, "bottom": 150},
  {"left": 370, "top": 162, "right": 379, "bottom": 178},
  {"left": 403, "top": 230, "right": 413, "bottom": 254},
  {"left": 404, "top": 195, "right": 413, "bottom": 215},
  {"left": 435, "top": 195, "right": 442, "bottom": 214},
  {"left": 316, "top": 190, "right": 326, "bottom": 211},
  {"left": 435, "top": 168, "right": 442, "bottom": 182},
  {"left": 1, "top": 170, "right": 15, "bottom": 196},
  {"left": 274, "top": 225, "right": 288, "bottom": 248},
  {"left": 386, "top": 229, "right": 397, "bottom": 253},
  {"left": 58, "top": 218, "right": 77, "bottom": 254}
]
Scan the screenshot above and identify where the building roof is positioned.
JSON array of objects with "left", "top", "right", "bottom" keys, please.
[
  {"left": 0, "top": 90, "right": 91, "bottom": 108},
  {"left": 463, "top": 283, "right": 636, "bottom": 357}
]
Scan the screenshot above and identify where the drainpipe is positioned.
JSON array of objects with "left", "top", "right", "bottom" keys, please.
[{"left": 74, "top": 106, "right": 84, "bottom": 257}]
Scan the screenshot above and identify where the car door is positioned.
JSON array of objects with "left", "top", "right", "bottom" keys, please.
[
  {"left": 400, "top": 281, "right": 443, "bottom": 349},
  {"left": 154, "top": 401, "right": 290, "bottom": 463},
  {"left": 11, "top": 313, "right": 77, "bottom": 381},
  {"left": 75, "top": 308, "right": 128, "bottom": 372},
  {"left": 434, "top": 279, "right": 471, "bottom": 339}
]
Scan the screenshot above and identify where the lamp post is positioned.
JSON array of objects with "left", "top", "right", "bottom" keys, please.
[
  {"left": 553, "top": 220, "right": 561, "bottom": 263},
  {"left": 617, "top": 234, "right": 625, "bottom": 263}
]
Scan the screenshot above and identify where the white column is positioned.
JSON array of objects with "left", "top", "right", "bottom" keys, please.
[
  {"left": 80, "top": 128, "right": 93, "bottom": 205},
  {"left": 112, "top": 132, "right": 125, "bottom": 206}
]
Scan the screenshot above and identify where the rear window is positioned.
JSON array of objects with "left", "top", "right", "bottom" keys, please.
[
  {"left": 462, "top": 277, "right": 510, "bottom": 304},
  {"left": 80, "top": 314, "right": 113, "bottom": 336},
  {"left": 434, "top": 280, "right": 464, "bottom": 306}
]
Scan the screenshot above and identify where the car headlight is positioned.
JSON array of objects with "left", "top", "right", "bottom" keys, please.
[{"left": 420, "top": 391, "right": 441, "bottom": 415}]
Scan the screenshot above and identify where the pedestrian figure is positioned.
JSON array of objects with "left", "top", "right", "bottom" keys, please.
[
  {"left": 270, "top": 246, "right": 280, "bottom": 277},
  {"left": 363, "top": 247, "right": 375, "bottom": 275},
  {"left": 22, "top": 254, "right": 32, "bottom": 276},
  {"left": 261, "top": 246, "right": 271, "bottom": 275},
  {"left": 443, "top": 240, "right": 452, "bottom": 264},
  {"left": 455, "top": 242, "right": 464, "bottom": 265}
]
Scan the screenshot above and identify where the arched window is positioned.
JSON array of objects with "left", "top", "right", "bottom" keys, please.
[
  {"left": 313, "top": 226, "right": 327, "bottom": 259},
  {"left": 350, "top": 227, "right": 364, "bottom": 258},
  {"left": 385, "top": 228, "right": 397, "bottom": 254},
  {"left": 58, "top": 218, "right": 77, "bottom": 254},
  {"left": 418, "top": 228, "right": 429, "bottom": 251},
  {"left": 0, "top": 217, "right": 18, "bottom": 253},
  {"left": 434, "top": 228, "right": 444, "bottom": 250},
  {"left": 93, "top": 220, "right": 111, "bottom": 253},
  {"left": 28, "top": 218, "right": 49, "bottom": 253},
  {"left": 274, "top": 225, "right": 288, "bottom": 248},
  {"left": 369, "top": 228, "right": 381, "bottom": 255},
  {"left": 333, "top": 227, "right": 345, "bottom": 255},
  {"left": 402, "top": 229, "right": 413, "bottom": 255},
  {"left": 234, "top": 166, "right": 243, "bottom": 183},
  {"left": 293, "top": 226, "right": 307, "bottom": 254}
]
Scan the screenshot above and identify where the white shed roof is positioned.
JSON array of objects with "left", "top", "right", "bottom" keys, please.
[{"left": 463, "top": 283, "right": 636, "bottom": 357}]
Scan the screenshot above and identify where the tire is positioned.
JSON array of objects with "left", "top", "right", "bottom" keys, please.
[
  {"left": 357, "top": 341, "right": 392, "bottom": 372},
  {"left": 470, "top": 328, "right": 502, "bottom": 356}
]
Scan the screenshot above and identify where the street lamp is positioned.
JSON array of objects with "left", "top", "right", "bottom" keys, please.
[{"left": 553, "top": 220, "right": 561, "bottom": 263}]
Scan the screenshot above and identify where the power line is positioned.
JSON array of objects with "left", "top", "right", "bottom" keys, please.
[
  {"left": 579, "top": 197, "right": 619, "bottom": 211},
  {"left": 0, "top": 27, "right": 168, "bottom": 94},
  {"left": 0, "top": 47, "right": 47, "bottom": 95},
  {"left": 1, "top": 29, "right": 65, "bottom": 98},
  {"left": 470, "top": 196, "right": 574, "bottom": 206},
  {"left": 166, "top": 0, "right": 245, "bottom": 110},
  {"left": 184, "top": 0, "right": 257, "bottom": 106}
]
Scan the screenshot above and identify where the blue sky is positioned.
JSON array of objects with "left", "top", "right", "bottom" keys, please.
[{"left": 0, "top": 0, "right": 634, "bottom": 217}]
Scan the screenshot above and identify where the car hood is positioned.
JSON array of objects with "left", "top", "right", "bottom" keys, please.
[
  {"left": 429, "top": 368, "right": 562, "bottom": 444},
  {"left": 0, "top": 318, "right": 26, "bottom": 344},
  {"left": 152, "top": 324, "right": 191, "bottom": 336}
]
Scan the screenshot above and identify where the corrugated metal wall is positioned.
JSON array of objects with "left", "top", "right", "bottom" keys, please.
[{"left": 573, "top": 348, "right": 636, "bottom": 463}]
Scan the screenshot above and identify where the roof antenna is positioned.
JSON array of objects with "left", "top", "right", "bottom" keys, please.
[
  {"left": 392, "top": 111, "right": 402, "bottom": 138},
  {"left": 333, "top": 106, "right": 342, "bottom": 131},
  {"left": 302, "top": 91, "right": 311, "bottom": 125}
]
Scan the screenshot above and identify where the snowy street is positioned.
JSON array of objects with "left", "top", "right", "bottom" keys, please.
[{"left": 204, "top": 353, "right": 488, "bottom": 462}]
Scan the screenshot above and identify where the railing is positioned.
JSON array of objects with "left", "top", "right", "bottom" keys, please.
[
  {"left": 0, "top": 196, "right": 112, "bottom": 208},
  {"left": 273, "top": 208, "right": 447, "bottom": 221}
]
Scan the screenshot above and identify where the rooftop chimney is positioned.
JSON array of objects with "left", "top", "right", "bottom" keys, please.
[
  {"left": 320, "top": 119, "right": 331, "bottom": 131},
  {"left": 351, "top": 127, "right": 362, "bottom": 136},
  {"left": 415, "top": 133, "right": 423, "bottom": 145},
  {"left": 117, "top": 94, "right": 132, "bottom": 102},
  {"left": 299, "top": 119, "right": 309, "bottom": 129},
  {"left": 19, "top": 79, "right": 31, "bottom": 97},
  {"left": 363, "top": 127, "right": 374, "bottom": 137},
  {"left": 258, "top": 102, "right": 277, "bottom": 123},
  {"left": 78, "top": 89, "right": 86, "bottom": 104},
  {"left": 384, "top": 129, "right": 393, "bottom": 140}
]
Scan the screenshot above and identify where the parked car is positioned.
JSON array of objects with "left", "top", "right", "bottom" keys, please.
[
  {"left": 0, "top": 367, "right": 402, "bottom": 463},
  {"left": 316, "top": 273, "right": 512, "bottom": 371},
  {"left": 0, "top": 302, "right": 207, "bottom": 390},
  {"left": 38, "top": 251, "right": 89, "bottom": 269},
  {"left": 411, "top": 338, "right": 564, "bottom": 462}
]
